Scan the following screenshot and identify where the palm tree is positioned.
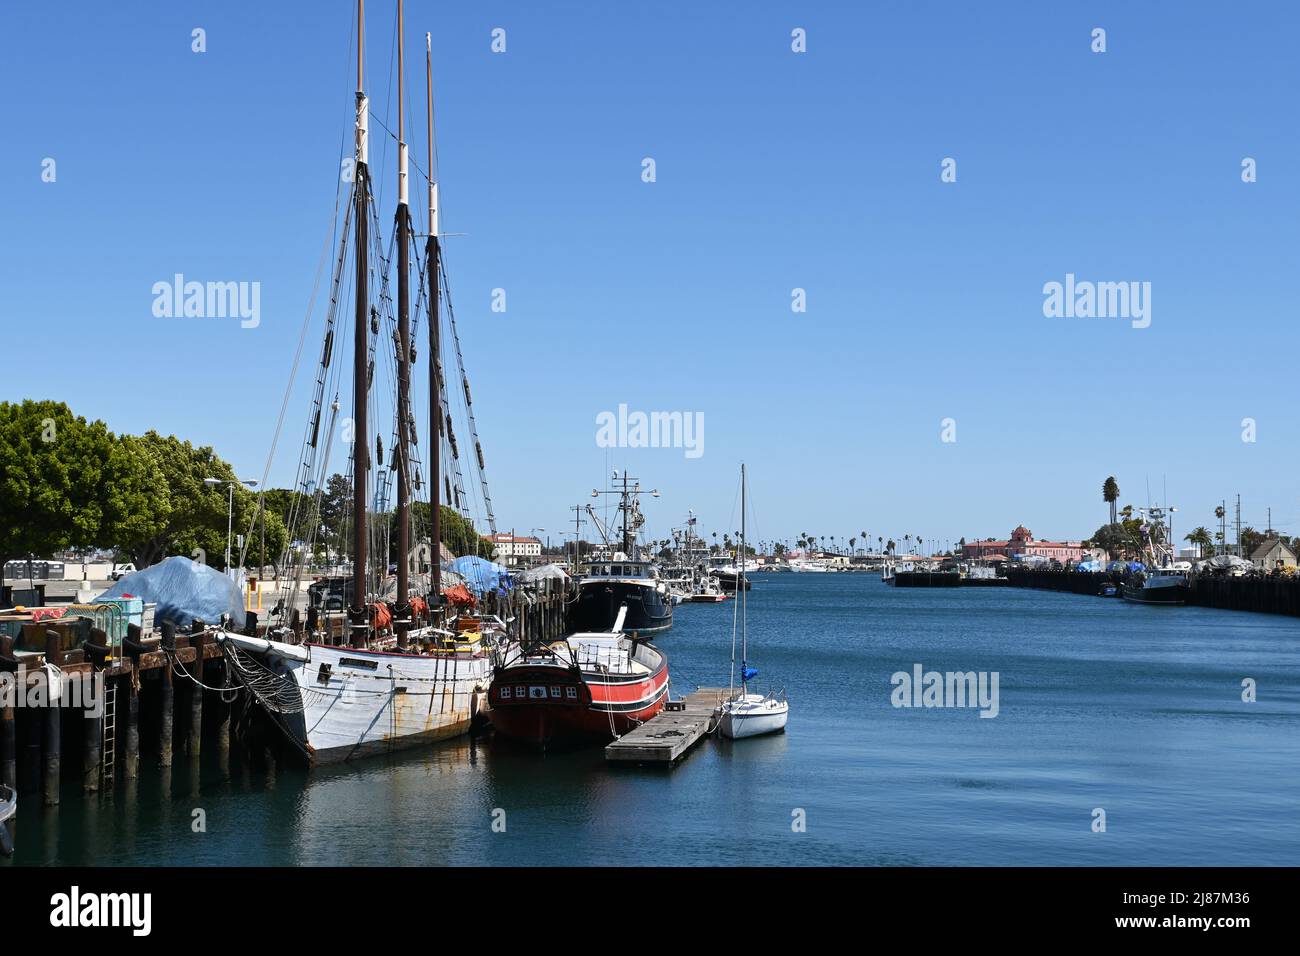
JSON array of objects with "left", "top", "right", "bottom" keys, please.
[
  {"left": 877, "top": 535, "right": 883, "bottom": 556},
  {"left": 1185, "top": 527, "right": 1212, "bottom": 558},
  {"left": 849, "top": 536, "right": 857, "bottom": 556},
  {"left": 1103, "top": 476, "right": 1120, "bottom": 525},
  {"left": 886, "top": 538, "right": 896, "bottom": 554}
]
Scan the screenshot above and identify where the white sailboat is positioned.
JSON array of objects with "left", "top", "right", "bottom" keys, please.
[{"left": 718, "top": 464, "right": 789, "bottom": 739}]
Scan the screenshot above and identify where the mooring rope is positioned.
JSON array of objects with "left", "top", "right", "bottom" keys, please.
[{"left": 165, "top": 649, "right": 241, "bottom": 703}]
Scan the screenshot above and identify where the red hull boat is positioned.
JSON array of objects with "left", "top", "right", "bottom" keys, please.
[{"left": 488, "top": 633, "right": 669, "bottom": 747}]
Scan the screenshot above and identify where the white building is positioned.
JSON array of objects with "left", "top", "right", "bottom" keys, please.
[{"left": 484, "top": 533, "right": 542, "bottom": 564}]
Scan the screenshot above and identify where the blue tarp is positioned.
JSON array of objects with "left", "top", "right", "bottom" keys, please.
[
  {"left": 98, "top": 556, "right": 246, "bottom": 629},
  {"left": 741, "top": 666, "right": 759, "bottom": 682},
  {"left": 448, "top": 556, "right": 513, "bottom": 597},
  {"left": 1075, "top": 560, "right": 1104, "bottom": 572}
]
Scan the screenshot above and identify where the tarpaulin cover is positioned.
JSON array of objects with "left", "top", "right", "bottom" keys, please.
[
  {"left": 449, "top": 556, "right": 513, "bottom": 597},
  {"left": 1197, "top": 554, "right": 1253, "bottom": 571},
  {"left": 442, "top": 583, "right": 476, "bottom": 607},
  {"left": 98, "top": 556, "right": 246, "bottom": 630},
  {"left": 442, "top": 583, "right": 476, "bottom": 608},
  {"left": 1075, "top": 560, "right": 1105, "bottom": 572},
  {"left": 517, "top": 563, "right": 571, "bottom": 584}
]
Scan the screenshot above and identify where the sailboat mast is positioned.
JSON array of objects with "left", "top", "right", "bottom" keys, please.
[
  {"left": 350, "top": 0, "right": 370, "bottom": 647},
  {"left": 740, "top": 463, "right": 747, "bottom": 691},
  {"left": 425, "top": 30, "right": 442, "bottom": 600},
  {"left": 393, "top": 0, "right": 411, "bottom": 647}
]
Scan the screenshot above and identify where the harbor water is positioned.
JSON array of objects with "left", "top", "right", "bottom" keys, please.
[{"left": 6, "top": 574, "right": 1299, "bottom": 866}]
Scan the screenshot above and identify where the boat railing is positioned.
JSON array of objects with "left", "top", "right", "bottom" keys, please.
[{"left": 572, "top": 644, "right": 635, "bottom": 674}]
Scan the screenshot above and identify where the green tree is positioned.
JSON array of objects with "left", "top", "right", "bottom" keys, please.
[
  {"left": 117, "top": 431, "right": 277, "bottom": 570},
  {"left": 0, "top": 400, "right": 163, "bottom": 569},
  {"left": 1091, "top": 521, "right": 1141, "bottom": 560},
  {"left": 1184, "top": 526, "right": 1213, "bottom": 558}
]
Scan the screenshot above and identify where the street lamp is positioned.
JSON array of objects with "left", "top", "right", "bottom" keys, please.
[{"left": 205, "top": 476, "right": 258, "bottom": 571}]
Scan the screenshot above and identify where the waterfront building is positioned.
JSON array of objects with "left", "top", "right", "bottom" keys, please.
[
  {"left": 1251, "top": 537, "right": 1297, "bottom": 571},
  {"left": 961, "top": 526, "right": 1084, "bottom": 564},
  {"left": 483, "top": 532, "right": 543, "bottom": 566}
]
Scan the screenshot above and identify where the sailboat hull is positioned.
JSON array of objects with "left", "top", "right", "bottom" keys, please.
[
  {"left": 224, "top": 636, "right": 491, "bottom": 765},
  {"left": 718, "top": 696, "right": 788, "bottom": 739}
]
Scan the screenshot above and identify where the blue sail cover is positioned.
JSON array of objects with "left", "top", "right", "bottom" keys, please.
[
  {"left": 448, "top": 556, "right": 513, "bottom": 597},
  {"left": 98, "top": 556, "right": 246, "bottom": 629},
  {"left": 741, "top": 666, "right": 759, "bottom": 682}
]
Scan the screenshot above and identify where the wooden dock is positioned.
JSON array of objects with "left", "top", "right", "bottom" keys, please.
[{"left": 605, "top": 687, "right": 731, "bottom": 765}]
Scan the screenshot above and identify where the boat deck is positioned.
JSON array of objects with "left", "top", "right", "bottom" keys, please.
[{"left": 604, "top": 687, "right": 730, "bottom": 765}]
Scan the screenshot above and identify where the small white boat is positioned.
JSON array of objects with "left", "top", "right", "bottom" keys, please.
[
  {"left": 719, "top": 691, "right": 788, "bottom": 738},
  {"left": 718, "top": 464, "right": 789, "bottom": 740}
]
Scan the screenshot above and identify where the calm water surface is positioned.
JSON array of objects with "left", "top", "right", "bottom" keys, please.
[{"left": 6, "top": 575, "right": 1299, "bottom": 866}]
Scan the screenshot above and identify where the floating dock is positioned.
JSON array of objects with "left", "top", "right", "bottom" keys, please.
[{"left": 605, "top": 687, "right": 730, "bottom": 765}]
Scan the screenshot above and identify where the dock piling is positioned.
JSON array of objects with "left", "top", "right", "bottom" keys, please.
[
  {"left": 0, "top": 636, "right": 16, "bottom": 790},
  {"left": 81, "top": 628, "right": 107, "bottom": 793},
  {"left": 188, "top": 630, "right": 205, "bottom": 758},
  {"left": 42, "top": 629, "right": 63, "bottom": 806},
  {"left": 159, "top": 621, "right": 175, "bottom": 768}
]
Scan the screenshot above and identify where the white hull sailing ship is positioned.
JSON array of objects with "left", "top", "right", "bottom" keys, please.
[
  {"left": 219, "top": 1, "right": 498, "bottom": 765},
  {"left": 220, "top": 633, "right": 490, "bottom": 763}
]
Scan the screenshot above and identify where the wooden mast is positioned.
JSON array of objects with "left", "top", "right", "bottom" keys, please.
[
  {"left": 425, "top": 30, "right": 442, "bottom": 602},
  {"left": 350, "top": 0, "right": 370, "bottom": 647},
  {"left": 394, "top": 0, "right": 412, "bottom": 647}
]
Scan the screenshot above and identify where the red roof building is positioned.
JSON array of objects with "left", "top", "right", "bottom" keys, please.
[{"left": 962, "top": 526, "right": 1083, "bottom": 563}]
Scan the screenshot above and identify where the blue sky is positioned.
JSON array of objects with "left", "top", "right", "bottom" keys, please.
[{"left": 4, "top": 1, "right": 1298, "bottom": 551}]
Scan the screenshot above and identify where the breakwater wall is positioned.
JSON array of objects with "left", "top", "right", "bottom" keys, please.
[{"left": 1005, "top": 569, "right": 1300, "bottom": 617}]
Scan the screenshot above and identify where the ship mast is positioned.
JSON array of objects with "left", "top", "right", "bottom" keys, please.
[
  {"left": 740, "top": 463, "right": 748, "bottom": 693},
  {"left": 349, "top": 0, "right": 370, "bottom": 647},
  {"left": 425, "top": 30, "right": 442, "bottom": 601},
  {"left": 393, "top": 0, "right": 412, "bottom": 648}
]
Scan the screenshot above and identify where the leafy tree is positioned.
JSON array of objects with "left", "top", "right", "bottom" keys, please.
[
  {"left": 1091, "top": 521, "right": 1140, "bottom": 560},
  {"left": 403, "top": 501, "right": 494, "bottom": 560},
  {"left": 117, "top": 431, "right": 283, "bottom": 570},
  {"left": 0, "top": 400, "right": 164, "bottom": 572}
]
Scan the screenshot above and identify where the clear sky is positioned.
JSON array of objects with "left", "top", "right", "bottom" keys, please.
[{"left": 4, "top": 1, "right": 1297, "bottom": 552}]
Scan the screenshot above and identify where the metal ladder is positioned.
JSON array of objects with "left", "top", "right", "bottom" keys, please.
[{"left": 100, "top": 678, "right": 117, "bottom": 787}]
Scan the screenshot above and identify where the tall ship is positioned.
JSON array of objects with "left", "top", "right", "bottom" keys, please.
[
  {"left": 219, "top": 1, "right": 499, "bottom": 764},
  {"left": 571, "top": 472, "right": 674, "bottom": 634},
  {"left": 1121, "top": 505, "right": 1191, "bottom": 605},
  {"left": 487, "top": 607, "right": 670, "bottom": 747}
]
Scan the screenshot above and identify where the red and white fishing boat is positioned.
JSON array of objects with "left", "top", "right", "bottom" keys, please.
[{"left": 488, "top": 609, "right": 669, "bottom": 747}]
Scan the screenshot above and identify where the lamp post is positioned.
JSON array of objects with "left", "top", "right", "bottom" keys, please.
[{"left": 204, "top": 477, "right": 258, "bottom": 571}]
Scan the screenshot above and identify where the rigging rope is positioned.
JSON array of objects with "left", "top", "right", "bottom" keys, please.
[{"left": 220, "top": 641, "right": 309, "bottom": 715}]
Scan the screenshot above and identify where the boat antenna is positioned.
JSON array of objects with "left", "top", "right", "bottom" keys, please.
[
  {"left": 425, "top": 28, "right": 443, "bottom": 605},
  {"left": 349, "top": 0, "right": 371, "bottom": 648},
  {"left": 393, "top": 0, "right": 412, "bottom": 648}
]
